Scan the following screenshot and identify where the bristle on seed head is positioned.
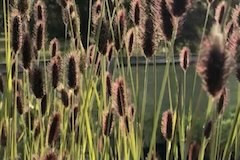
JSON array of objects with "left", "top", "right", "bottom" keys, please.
[{"left": 161, "top": 110, "right": 173, "bottom": 141}]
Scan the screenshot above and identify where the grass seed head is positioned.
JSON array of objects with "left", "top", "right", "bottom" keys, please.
[
  {"left": 130, "top": 0, "right": 141, "bottom": 25},
  {"left": 153, "top": 0, "right": 174, "bottom": 41},
  {"left": 49, "top": 56, "right": 62, "bottom": 89},
  {"left": 41, "top": 94, "right": 47, "bottom": 115},
  {"left": 102, "top": 109, "right": 114, "bottom": 136},
  {"left": 112, "top": 78, "right": 127, "bottom": 116},
  {"left": 34, "top": 21, "right": 45, "bottom": 51},
  {"left": 21, "top": 33, "right": 33, "bottom": 70},
  {"left": 30, "top": 64, "right": 45, "bottom": 99},
  {"left": 125, "top": 29, "right": 135, "bottom": 57},
  {"left": 48, "top": 113, "right": 61, "bottom": 145},
  {"left": 197, "top": 33, "right": 234, "bottom": 98},
  {"left": 67, "top": 53, "right": 79, "bottom": 89},
  {"left": 11, "top": 11, "right": 22, "bottom": 54},
  {"left": 34, "top": 0, "right": 46, "bottom": 22},
  {"left": 49, "top": 38, "right": 60, "bottom": 58},
  {"left": 180, "top": 47, "right": 190, "bottom": 71},
  {"left": 60, "top": 88, "right": 69, "bottom": 107},
  {"left": 161, "top": 110, "right": 173, "bottom": 141},
  {"left": 18, "top": 0, "right": 30, "bottom": 16},
  {"left": 142, "top": 16, "right": 155, "bottom": 57},
  {"left": 106, "top": 72, "right": 112, "bottom": 98}
]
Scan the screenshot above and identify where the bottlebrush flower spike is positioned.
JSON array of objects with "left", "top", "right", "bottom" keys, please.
[
  {"left": 130, "top": 0, "right": 141, "bottom": 25},
  {"left": 34, "top": 21, "right": 45, "bottom": 51},
  {"left": 18, "top": 0, "right": 30, "bottom": 16},
  {"left": 67, "top": 53, "right": 79, "bottom": 89},
  {"left": 125, "top": 28, "right": 135, "bottom": 57},
  {"left": 153, "top": 0, "right": 174, "bottom": 41},
  {"left": 141, "top": 15, "right": 155, "bottom": 57},
  {"left": 21, "top": 33, "right": 33, "bottom": 70},
  {"left": 161, "top": 110, "right": 173, "bottom": 141},
  {"left": 11, "top": 10, "right": 22, "bottom": 54},
  {"left": 49, "top": 38, "right": 60, "bottom": 58},
  {"left": 49, "top": 55, "right": 62, "bottom": 89},
  {"left": 197, "top": 32, "right": 234, "bottom": 98},
  {"left": 41, "top": 94, "right": 47, "bottom": 115},
  {"left": 180, "top": 47, "right": 190, "bottom": 71},
  {"left": 48, "top": 113, "right": 61, "bottom": 145},
  {"left": 106, "top": 72, "right": 112, "bottom": 98},
  {"left": 102, "top": 109, "right": 114, "bottom": 136},
  {"left": 112, "top": 77, "right": 127, "bottom": 116},
  {"left": 30, "top": 64, "right": 45, "bottom": 99},
  {"left": 34, "top": 0, "right": 46, "bottom": 22},
  {"left": 60, "top": 88, "right": 69, "bottom": 107}
]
